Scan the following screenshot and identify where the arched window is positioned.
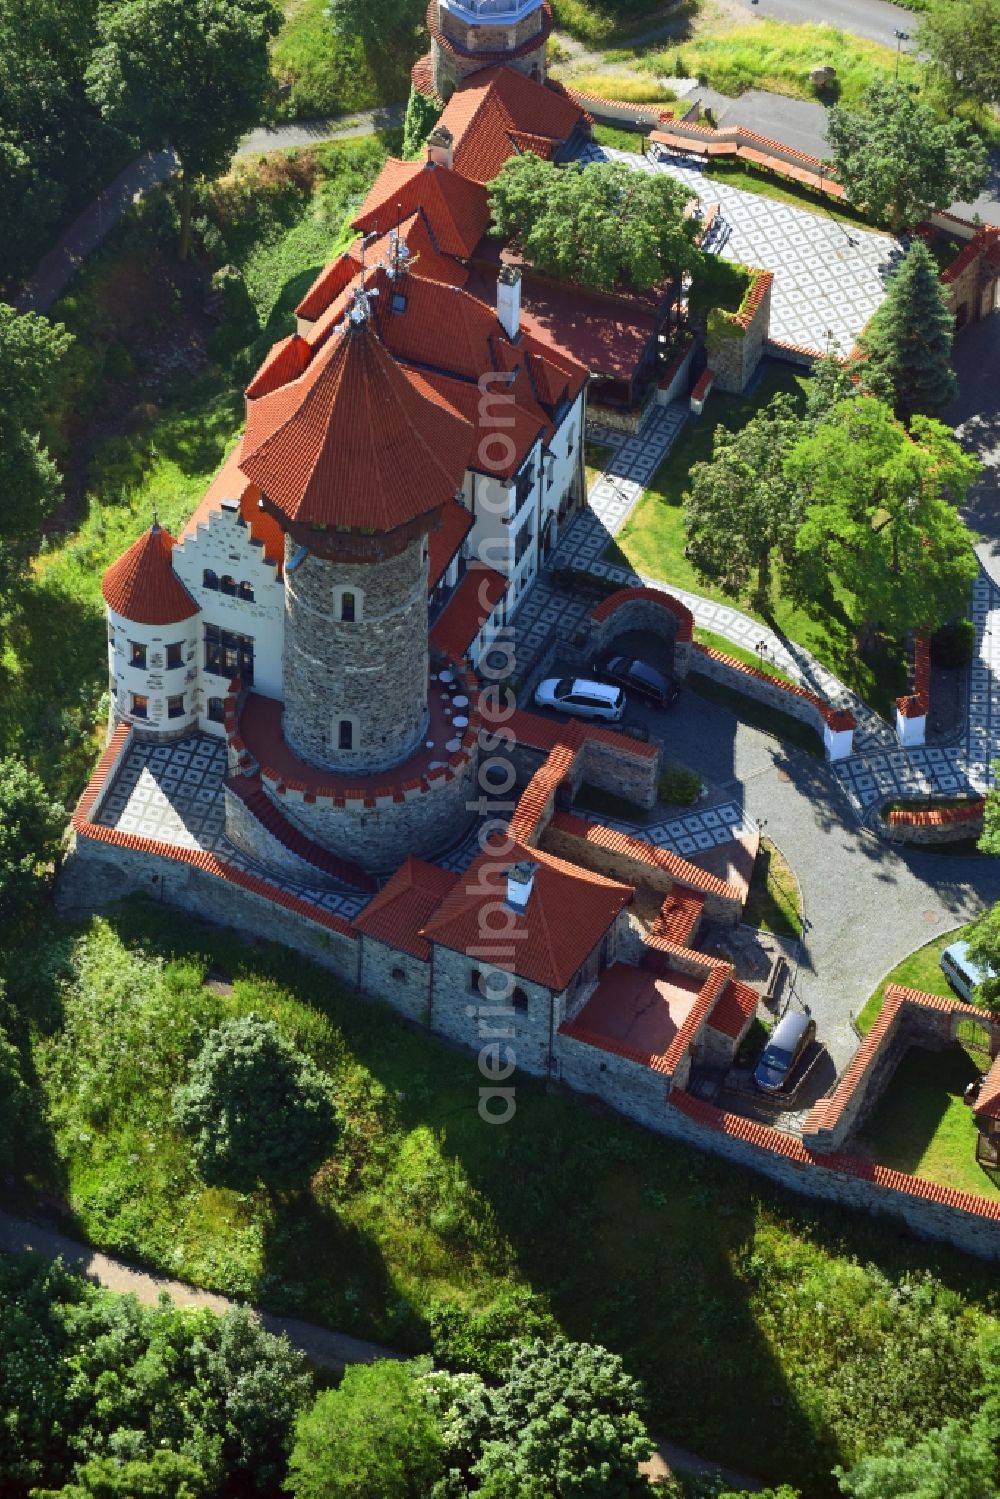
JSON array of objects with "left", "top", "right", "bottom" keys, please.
[
  {"left": 340, "top": 591, "right": 355, "bottom": 622},
  {"left": 338, "top": 719, "right": 354, "bottom": 750},
  {"left": 238, "top": 581, "right": 254, "bottom": 602},
  {"left": 221, "top": 575, "right": 237, "bottom": 596},
  {"left": 203, "top": 569, "right": 218, "bottom": 590}
]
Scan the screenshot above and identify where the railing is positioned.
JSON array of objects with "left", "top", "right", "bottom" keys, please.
[{"left": 442, "top": 0, "right": 537, "bottom": 16}]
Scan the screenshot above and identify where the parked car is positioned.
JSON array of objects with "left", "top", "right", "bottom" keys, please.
[
  {"left": 533, "top": 677, "right": 625, "bottom": 722},
  {"left": 939, "top": 940, "right": 992, "bottom": 1005},
  {"left": 753, "top": 1010, "right": 816, "bottom": 1094},
  {"left": 592, "top": 654, "right": 679, "bottom": 708}
]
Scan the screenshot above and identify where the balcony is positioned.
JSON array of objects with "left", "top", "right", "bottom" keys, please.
[{"left": 440, "top": 0, "right": 541, "bottom": 23}]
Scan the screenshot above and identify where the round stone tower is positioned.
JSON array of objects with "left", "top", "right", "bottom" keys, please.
[
  {"left": 239, "top": 293, "right": 474, "bottom": 776},
  {"left": 429, "top": 0, "right": 552, "bottom": 100}
]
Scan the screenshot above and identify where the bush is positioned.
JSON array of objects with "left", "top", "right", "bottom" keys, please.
[
  {"left": 930, "top": 619, "right": 975, "bottom": 669},
  {"left": 658, "top": 763, "right": 702, "bottom": 805}
]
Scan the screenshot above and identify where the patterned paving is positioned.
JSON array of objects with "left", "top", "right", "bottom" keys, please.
[
  {"left": 604, "top": 799, "right": 755, "bottom": 858},
  {"left": 94, "top": 736, "right": 370, "bottom": 919},
  {"left": 575, "top": 142, "right": 904, "bottom": 355}
]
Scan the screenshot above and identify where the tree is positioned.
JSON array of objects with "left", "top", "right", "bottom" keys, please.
[
  {"left": 957, "top": 904, "right": 1000, "bottom": 1012},
  {"left": 976, "top": 762, "right": 1000, "bottom": 858},
  {"left": 402, "top": 86, "right": 442, "bottom": 159},
  {"left": 489, "top": 153, "right": 702, "bottom": 293},
  {"left": 785, "top": 398, "right": 980, "bottom": 647},
  {"left": 835, "top": 1417, "right": 998, "bottom": 1499},
  {"left": 31, "top": 1450, "right": 214, "bottom": 1499},
  {"left": 474, "top": 1338, "right": 656, "bottom": 1497},
  {"left": 827, "top": 80, "right": 987, "bottom": 232},
  {"left": 0, "top": 305, "right": 73, "bottom": 608},
  {"left": 0, "top": 756, "right": 65, "bottom": 920},
  {"left": 172, "top": 1014, "right": 337, "bottom": 1193},
  {"left": 857, "top": 241, "right": 958, "bottom": 425},
  {"left": 288, "top": 1360, "right": 445, "bottom": 1499},
  {"left": 0, "top": 984, "right": 32, "bottom": 1176},
  {"left": 87, "top": 0, "right": 282, "bottom": 259},
  {"left": 919, "top": 0, "right": 1000, "bottom": 110},
  {"left": 684, "top": 393, "right": 806, "bottom": 610}
]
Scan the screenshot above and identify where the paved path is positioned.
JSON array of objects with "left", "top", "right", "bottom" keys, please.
[
  {"left": 14, "top": 104, "right": 405, "bottom": 316},
  {"left": 0, "top": 1207, "right": 763, "bottom": 1490},
  {"left": 728, "top": 0, "right": 915, "bottom": 49}
]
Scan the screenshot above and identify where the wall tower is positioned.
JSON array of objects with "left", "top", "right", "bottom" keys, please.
[{"left": 429, "top": 0, "right": 552, "bottom": 100}]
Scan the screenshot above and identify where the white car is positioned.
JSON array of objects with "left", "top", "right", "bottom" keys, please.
[{"left": 533, "top": 677, "right": 625, "bottom": 722}]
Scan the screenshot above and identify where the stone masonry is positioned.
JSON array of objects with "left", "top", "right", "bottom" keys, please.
[{"left": 282, "top": 533, "right": 430, "bottom": 774}]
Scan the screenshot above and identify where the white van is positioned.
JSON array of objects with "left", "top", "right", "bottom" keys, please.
[{"left": 939, "top": 940, "right": 991, "bottom": 1004}]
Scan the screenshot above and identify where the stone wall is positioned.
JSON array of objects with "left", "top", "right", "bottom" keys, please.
[
  {"left": 437, "top": 2, "right": 546, "bottom": 52},
  {"left": 690, "top": 644, "right": 855, "bottom": 760},
  {"left": 578, "top": 734, "right": 661, "bottom": 811},
  {"left": 705, "top": 270, "right": 772, "bottom": 395},
  {"left": 359, "top": 936, "right": 432, "bottom": 1025},
  {"left": 223, "top": 786, "right": 343, "bottom": 888},
  {"left": 555, "top": 1027, "right": 670, "bottom": 1123},
  {"left": 58, "top": 831, "right": 361, "bottom": 984},
  {"left": 270, "top": 747, "right": 480, "bottom": 874},
  {"left": 430, "top": 943, "right": 558, "bottom": 1079},
  {"left": 881, "top": 800, "right": 985, "bottom": 846},
  {"left": 282, "top": 534, "right": 430, "bottom": 774},
  {"left": 588, "top": 586, "right": 694, "bottom": 680}
]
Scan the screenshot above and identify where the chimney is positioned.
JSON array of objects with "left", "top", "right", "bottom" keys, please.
[
  {"left": 497, "top": 265, "right": 522, "bottom": 340},
  {"left": 506, "top": 859, "right": 539, "bottom": 914},
  {"left": 426, "top": 123, "right": 454, "bottom": 171}
]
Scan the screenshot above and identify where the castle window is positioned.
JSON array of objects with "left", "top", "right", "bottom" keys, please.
[
  {"left": 107, "top": 622, "right": 116, "bottom": 645},
  {"left": 469, "top": 968, "right": 483, "bottom": 996},
  {"left": 207, "top": 696, "right": 226, "bottom": 723},
  {"left": 204, "top": 624, "right": 254, "bottom": 684},
  {"left": 340, "top": 591, "right": 356, "bottom": 623},
  {"left": 512, "top": 986, "right": 528, "bottom": 1011},
  {"left": 338, "top": 719, "right": 354, "bottom": 751},
  {"left": 391, "top": 966, "right": 406, "bottom": 982},
  {"left": 221, "top": 575, "right": 237, "bottom": 597},
  {"left": 167, "top": 694, "right": 184, "bottom": 719},
  {"left": 166, "top": 641, "right": 183, "bottom": 670},
  {"left": 130, "top": 693, "right": 148, "bottom": 719},
  {"left": 203, "top": 569, "right": 219, "bottom": 590},
  {"left": 129, "top": 641, "right": 147, "bottom": 669},
  {"left": 238, "top": 581, "right": 254, "bottom": 602}
]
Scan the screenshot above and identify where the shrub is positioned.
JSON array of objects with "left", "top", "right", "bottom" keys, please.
[
  {"left": 930, "top": 619, "right": 975, "bottom": 669},
  {"left": 658, "top": 763, "right": 702, "bottom": 805}
]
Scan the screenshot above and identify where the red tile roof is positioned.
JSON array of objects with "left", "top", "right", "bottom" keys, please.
[
  {"left": 245, "top": 333, "right": 311, "bottom": 397},
  {"left": 240, "top": 315, "right": 472, "bottom": 536},
  {"left": 549, "top": 810, "right": 745, "bottom": 903},
  {"left": 352, "top": 855, "right": 459, "bottom": 959},
  {"left": 102, "top": 524, "right": 198, "bottom": 626},
  {"left": 428, "top": 497, "right": 474, "bottom": 591},
  {"left": 708, "top": 977, "right": 758, "bottom": 1038},
  {"left": 430, "top": 563, "right": 508, "bottom": 660},
  {"left": 420, "top": 837, "right": 632, "bottom": 990},
  {"left": 651, "top": 888, "right": 704, "bottom": 946},
  {"left": 415, "top": 365, "right": 548, "bottom": 478},
  {"left": 179, "top": 446, "right": 285, "bottom": 572},
  {"left": 975, "top": 1055, "right": 1000, "bottom": 1121},
  {"left": 591, "top": 585, "right": 694, "bottom": 642},
  {"left": 296, "top": 256, "right": 358, "bottom": 323},
  {"left": 353, "top": 158, "right": 490, "bottom": 259},
  {"left": 438, "top": 65, "right": 584, "bottom": 185}
]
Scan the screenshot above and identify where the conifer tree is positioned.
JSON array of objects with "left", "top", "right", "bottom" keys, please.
[{"left": 857, "top": 240, "right": 958, "bottom": 425}]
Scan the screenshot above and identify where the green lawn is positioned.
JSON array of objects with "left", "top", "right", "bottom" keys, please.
[
  {"left": 859, "top": 1046, "right": 1000, "bottom": 1202},
  {"left": 693, "top": 628, "right": 797, "bottom": 686},
  {"left": 856, "top": 930, "right": 965, "bottom": 1035},
  {"left": 745, "top": 836, "right": 803, "bottom": 939},
  {"left": 606, "top": 363, "right": 909, "bottom": 719},
  {"left": 272, "top": 0, "right": 416, "bottom": 118},
  {"left": 643, "top": 20, "right": 922, "bottom": 112},
  {"left": 6, "top": 902, "right": 999, "bottom": 1497},
  {"left": 698, "top": 158, "right": 873, "bottom": 228}
]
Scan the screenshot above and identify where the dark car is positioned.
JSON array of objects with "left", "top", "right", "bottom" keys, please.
[
  {"left": 753, "top": 1011, "right": 816, "bottom": 1094},
  {"left": 592, "top": 655, "right": 679, "bottom": 708}
]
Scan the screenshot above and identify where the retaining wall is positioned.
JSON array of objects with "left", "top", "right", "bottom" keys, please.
[
  {"left": 882, "top": 800, "right": 984, "bottom": 845},
  {"left": 690, "top": 643, "right": 855, "bottom": 759}
]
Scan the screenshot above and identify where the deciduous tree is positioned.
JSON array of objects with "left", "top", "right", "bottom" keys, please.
[
  {"left": 684, "top": 393, "right": 805, "bottom": 609},
  {"left": 834, "top": 1417, "right": 998, "bottom": 1499},
  {"left": 474, "top": 1337, "right": 656, "bottom": 1497},
  {"left": 288, "top": 1360, "right": 445, "bottom": 1499},
  {"left": 919, "top": 0, "right": 1000, "bottom": 110},
  {"left": 827, "top": 80, "right": 987, "bottom": 232},
  {"left": 0, "top": 756, "right": 65, "bottom": 919},
  {"left": 87, "top": 0, "right": 282, "bottom": 260},
  {"left": 957, "top": 904, "right": 1000, "bottom": 1011},
  {"left": 172, "top": 1014, "right": 337, "bottom": 1193},
  {"left": 786, "top": 398, "right": 979, "bottom": 647},
  {"left": 857, "top": 240, "right": 957, "bottom": 424},
  {"left": 489, "top": 153, "right": 701, "bottom": 293}
]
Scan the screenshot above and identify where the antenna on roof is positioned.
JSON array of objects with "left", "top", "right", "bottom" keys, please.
[{"left": 151, "top": 505, "right": 159, "bottom": 532}]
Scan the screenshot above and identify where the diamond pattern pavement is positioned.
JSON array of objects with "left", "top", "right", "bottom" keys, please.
[
  {"left": 603, "top": 799, "right": 755, "bottom": 859},
  {"left": 94, "top": 736, "right": 370, "bottom": 919},
  {"left": 575, "top": 142, "right": 904, "bottom": 355}
]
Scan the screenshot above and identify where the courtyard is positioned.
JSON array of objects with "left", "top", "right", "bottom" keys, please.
[{"left": 577, "top": 141, "right": 904, "bottom": 354}]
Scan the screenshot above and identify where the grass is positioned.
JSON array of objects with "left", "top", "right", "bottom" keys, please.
[
  {"left": 6, "top": 902, "right": 1000, "bottom": 1497},
  {"left": 605, "top": 362, "right": 909, "bottom": 721},
  {"left": 699, "top": 158, "right": 875, "bottom": 229},
  {"left": 855, "top": 930, "right": 965, "bottom": 1036},
  {"left": 744, "top": 837, "right": 803, "bottom": 939},
  {"left": 687, "top": 673, "right": 824, "bottom": 757},
  {"left": 643, "top": 21, "right": 922, "bottom": 112},
  {"left": 569, "top": 72, "right": 678, "bottom": 104},
  {"left": 584, "top": 438, "right": 615, "bottom": 492},
  {"left": 859, "top": 1046, "right": 1000, "bottom": 1202},
  {"left": 0, "top": 137, "right": 394, "bottom": 811},
  {"left": 694, "top": 629, "right": 798, "bottom": 688},
  {"left": 551, "top": 0, "right": 682, "bottom": 44},
  {"left": 591, "top": 122, "right": 652, "bottom": 152},
  {"left": 272, "top": 0, "right": 416, "bottom": 118}
]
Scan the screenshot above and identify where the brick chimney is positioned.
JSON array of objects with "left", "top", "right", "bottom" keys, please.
[
  {"left": 497, "top": 265, "right": 522, "bottom": 340},
  {"left": 426, "top": 123, "right": 454, "bottom": 170}
]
